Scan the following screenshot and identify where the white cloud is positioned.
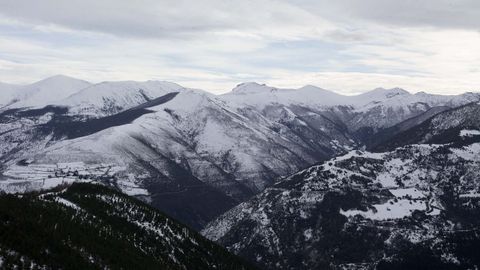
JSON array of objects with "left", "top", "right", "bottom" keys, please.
[{"left": 0, "top": 0, "right": 479, "bottom": 94}]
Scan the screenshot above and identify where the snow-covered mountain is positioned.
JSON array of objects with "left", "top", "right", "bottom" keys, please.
[
  {"left": 0, "top": 82, "right": 20, "bottom": 108},
  {"left": 59, "top": 80, "right": 185, "bottom": 116},
  {"left": 0, "top": 89, "right": 358, "bottom": 228},
  {"left": 373, "top": 102, "right": 480, "bottom": 151},
  {"left": 1, "top": 76, "right": 479, "bottom": 229},
  {"left": 348, "top": 89, "right": 479, "bottom": 132},
  {"left": 222, "top": 82, "right": 349, "bottom": 108},
  {"left": 0, "top": 76, "right": 185, "bottom": 116},
  {"left": 3, "top": 75, "right": 92, "bottom": 109},
  {"left": 203, "top": 139, "right": 480, "bottom": 269},
  {"left": 222, "top": 83, "right": 480, "bottom": 132}
]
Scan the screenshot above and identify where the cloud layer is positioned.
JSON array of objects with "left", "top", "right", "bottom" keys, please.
[{"left": 0, "top": 0, "right": 479, "bottom": 94}]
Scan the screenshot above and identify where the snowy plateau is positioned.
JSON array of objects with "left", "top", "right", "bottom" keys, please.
[{"left": 1, "top": 75, "right": 480, "bottom": 269}]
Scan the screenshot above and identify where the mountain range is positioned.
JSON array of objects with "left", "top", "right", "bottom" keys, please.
[
  {"left": 1, "top": 75, "right": 479, "bottom": 229},
  {"left": 1, "top": 75, "right": 480, "bottom": 269},
  {"left": 203, "top": 103, "right": 480, "bottom": 269}
]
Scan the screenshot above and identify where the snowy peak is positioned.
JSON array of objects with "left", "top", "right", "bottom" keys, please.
[
  {"left": 6, "top": 75, "right": 92, "bottom": 108},
  {"left": 361, "top": 87, "right": 411, "bottom": 99},
  {"left": 0, "top": 81, "right": 18, "bottom": 89},
  {"left": 60, "top": 80, "right": 185, "bottom": 116},
  {"left": 0, "top": 82, "right": 20, "bottom": 106},
  {"left": 297, "top": 84, "right": 347, "bottom": 98},
  {"left": 298, "top": 84, "right": 326, "bottom": 91},
  {"left": 223, "top": 82, "right": 350, "bottom": 108},
  {"left": 35, "top": 74, "right": 90, "bottom": 85},
  {"left": 231, "top": 82, "right": 278, "bottom": 94},
  {"left": 27, "top": 75, "right": 92, "bottom": 93}
]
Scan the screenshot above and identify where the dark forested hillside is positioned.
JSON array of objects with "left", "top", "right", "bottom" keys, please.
[
  {"left": 372, "top": 103, "right": 480, "bottom": 151},
  {"left": 0, "top": 183, "right": 255, "bottom": 270},
  {"left": 203, "top": 142, "right": 480, "bottom": 269}
]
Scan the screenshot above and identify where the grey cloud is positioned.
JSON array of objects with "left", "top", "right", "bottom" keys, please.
[
  {"left": 323, "top": 29, "right": 370, "bottom": 43},
  {"left": 1, "top": 0, "right": 480, "bottom": 40},
  {"left": 0, "top": 0, "right": 244, "bottom": 38},
  {"left": 0, "top": 0, "right": 318, "bottom": 39},
  {"left": 293, "top": 0, "right": 480, "bottom": 30}
]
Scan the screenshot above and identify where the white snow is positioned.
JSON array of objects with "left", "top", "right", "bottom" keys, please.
[
  {"left": 341, "top": 199, "right": 429, "bottom": 220},
  {"left": 459, "top": 129, "right": 480, "bottom": 137},
  {"left": 0, "top": 82, "right": 20, "bottom": 106},
  {"left": 60, "top": 80, "right": 184, "bottom": 116},
  {"left": 6, "top": 75, "right": 91, "bottom": 108},
  {"left": 222, "top": 82, "right": 348, "bottom": 109},
  {"left": 389, "top": 188, "right": 425, "bottom": 199},
  {"left": 459, "top": 192, "right": 480, "bottom": 198},
  {"left": 55, "top": 197, "right": 81, "bottom": 210},
  {"left": 0, "top": 161, "right": 124, "bottom": 194},
  {"left": 303, "top": 229, "right": 313, "bottom": 240},
  {"left": 451, "top": 143, "right": 480, "bottom": 160},
  {"left": 117, "top": 179, "right": 149, "bottom": 196},
  {"left": 221, "top": 83, "right": 479, "bottom": 120}
]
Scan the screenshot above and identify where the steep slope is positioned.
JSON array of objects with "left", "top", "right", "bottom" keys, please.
[
  {"left": 361, "top": 106, "right": 450, "bottom": 148},
  {"left": 4, "top": 75, "right": 92, "bottom": 108},
  {"left": 0, "top": 82, "right": 20, "bottom": 108},
  {"left": 0, "top": 89, "right": 358, "bottom": 229},
  {"left": 60, "top": 80, "right": 184, "bottom": 116},
  {"left": 348, "top": 89, "right": 479, "bottom": 134},
  {"left": 0, "top": 182, "right": 255, "bottom": 270},
  {"left": 373, "top": 102, "right": 480, "bottom": 151},
  {"left": 221, "top": 83, "right": 480, "bottom": 134},
  {"left": 1, "top": 79, "right": 479, "bottom": 230},
  {"left": 203, "top": 142, "right": 480, "bottom": 269}
]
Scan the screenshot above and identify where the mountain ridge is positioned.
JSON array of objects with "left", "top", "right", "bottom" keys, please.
[{"left": 1, "top": 76, "right": 480, "bottom": 229}]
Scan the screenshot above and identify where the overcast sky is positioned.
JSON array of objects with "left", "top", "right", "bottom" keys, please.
[{"left": 0, "top": 0, "right": 479, "bottom": 94}]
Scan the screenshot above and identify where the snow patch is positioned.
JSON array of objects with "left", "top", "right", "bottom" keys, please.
[
  {"left": 451, "top": 143, "right": 480, "bottom": 160},
  {"left": 55, "top": 197, "right": 81, "bottom": 210},
  {"left": 459, "top": 129, "right": 480, "bottom": 137},
  {"left": 341, "top": 199, "right": 429, "bottom": 220},
  {"left": 389, "top": 188, "right": 425, "bottom": 199}
]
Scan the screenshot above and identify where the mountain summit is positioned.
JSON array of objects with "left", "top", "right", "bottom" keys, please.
[
  {"left": 231, "top": 82, "right": 278, "bottom": 94},
  {"left": 3, "top": 75, "right": 92, "bottom": 108}
]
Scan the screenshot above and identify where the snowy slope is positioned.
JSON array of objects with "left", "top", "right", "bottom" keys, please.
[
  {"left": 1, "top": 76, "right": 479, "bottom": 230},
  {"left": 348, "top": 88, "right": 480, "bottom": 130},
  {"left": 221, "top": 82, "right": 350, "bottom": 108},
  {"left": 59, "top": 80, "right": 185, "bottom": 116},
  {"left": 203, "top": 141, "right": 480, "bottom": 269},
  {"left": 202, "top": 104, "right": 480, "bottom": 269},
  {"left": 4, "top": 75, "right": 92, "bottom": 108},
  {"left": 0, "top": 89, "right": 359, "bottom": 228},
  {"left": 373, "top": 102, "right": 480, "bottom": 151},
  {"left": 0, "top": 82, "right": 20, "bottom": 108},
  {"left": 221, "top": 83, "right": 480, "bottom": 131}
]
